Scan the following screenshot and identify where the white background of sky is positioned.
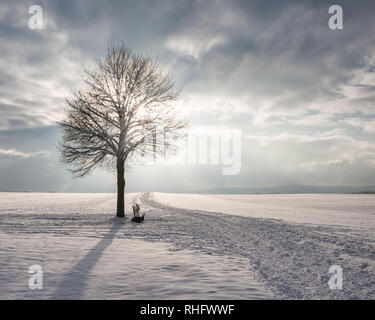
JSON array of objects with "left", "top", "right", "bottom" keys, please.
[{"left": 0, "top": 0, "right": 375, "bottom": 192}]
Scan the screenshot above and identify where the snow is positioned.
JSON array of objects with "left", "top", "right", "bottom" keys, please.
[
  {"left": 0, "top": 192, "right": 374, "bottom": 299},
  {"left": 0, "top": 192, "right": 271, "bottom": 299},
  {"left": 152, "top": 193, "right": 375, "bottom": 231},
  {"left": 1, "top": 234, "right": 271, "bottom": 299}
]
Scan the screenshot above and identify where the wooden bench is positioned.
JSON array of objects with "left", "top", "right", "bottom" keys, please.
[{"left": 131, "top": 204, "right": 145, "bottom": 223}]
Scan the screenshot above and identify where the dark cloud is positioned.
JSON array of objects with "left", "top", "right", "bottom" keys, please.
[{"left": 1, "top": 0, "right": 375, "bottom": 191}]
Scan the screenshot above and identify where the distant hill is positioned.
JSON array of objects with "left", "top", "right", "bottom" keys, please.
[
  {"left": 350, "top": 190, "right": 375, "bottom": 194},
  {"left": 2, "top": 185, "right": 375, "bottom": 194},
  {"left": 187, "top": 185, "right": 375, "bottom": 194}
]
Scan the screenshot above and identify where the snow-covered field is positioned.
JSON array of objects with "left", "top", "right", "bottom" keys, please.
[
  {"left": 153, "top": 193, "right": 375, "bottom": 230},
  {"left": 0, "top": 192, "right": 374, "bottom": 299}
]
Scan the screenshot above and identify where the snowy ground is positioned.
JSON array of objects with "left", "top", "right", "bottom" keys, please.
[
  {"left": 153, "top": 193, "right": 375, "bottom": 230},
  {"left": 0, "top": 192, "right": 374, "bottom": 299},
  {"left": 0, "top": 192, "right": 271, "bottom": 299}
]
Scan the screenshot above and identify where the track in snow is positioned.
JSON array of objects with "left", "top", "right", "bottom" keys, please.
[
  {"left": 139, "top": 192, "right": 375, "bottom": 299},
  {"left": 0, "top": 192, "right": 373, "bottom": 299}
]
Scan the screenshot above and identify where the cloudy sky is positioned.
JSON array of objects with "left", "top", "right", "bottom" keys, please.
[{"left": 1, "top": 0, "right": 375, "bottom": 192}]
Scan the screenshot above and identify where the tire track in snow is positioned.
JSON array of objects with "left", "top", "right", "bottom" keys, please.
[{"left": 140, "top": 192, "right": 375, "bottom": 299}]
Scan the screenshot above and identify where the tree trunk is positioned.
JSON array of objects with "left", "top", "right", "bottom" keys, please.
[{"left": 116, "top": 158, "right": 125, "bottom": 218}]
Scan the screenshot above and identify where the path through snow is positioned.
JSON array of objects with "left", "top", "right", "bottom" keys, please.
[{"left": 0, "top": 192, "right": 373, "bottom": 299}]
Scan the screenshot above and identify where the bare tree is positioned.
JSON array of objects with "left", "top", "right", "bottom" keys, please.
[{"left": 59, "top": 43, "right": 186, "bottom": 218}]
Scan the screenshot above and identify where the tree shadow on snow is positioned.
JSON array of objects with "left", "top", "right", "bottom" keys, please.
[{"left": 51, "top": 220, "right": 123, "bottom": 299}]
